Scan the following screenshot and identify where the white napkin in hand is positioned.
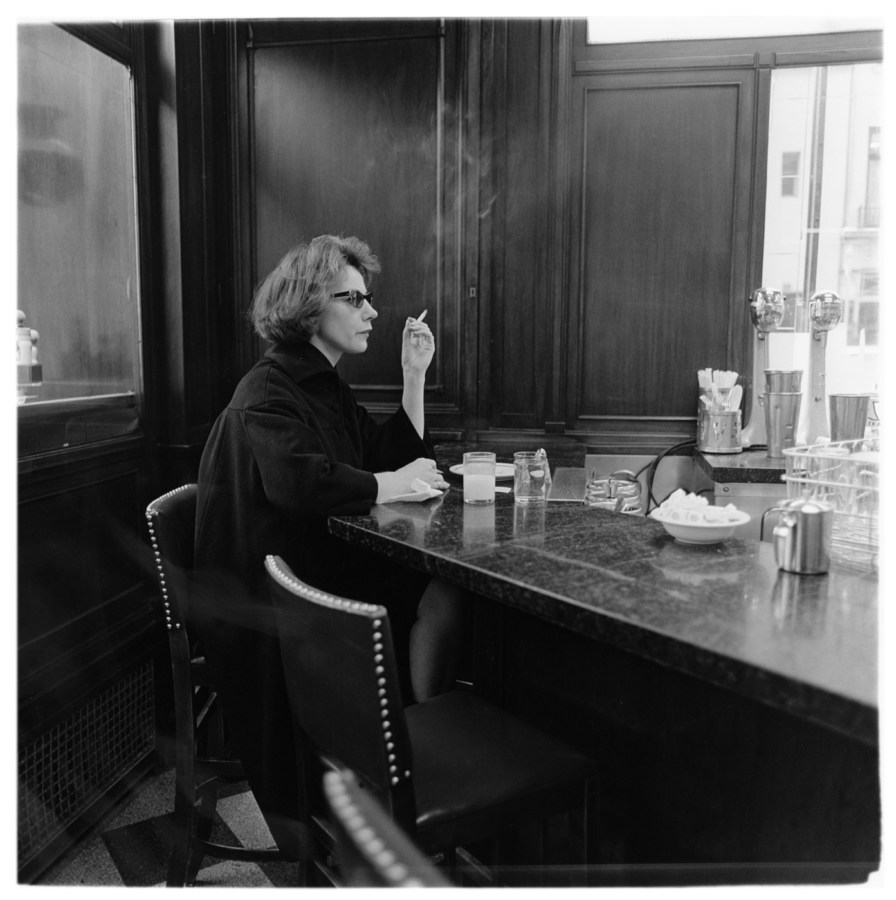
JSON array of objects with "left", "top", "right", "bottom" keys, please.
[{"left": 378, "top": 477, "right": 444, "bottom": 504}]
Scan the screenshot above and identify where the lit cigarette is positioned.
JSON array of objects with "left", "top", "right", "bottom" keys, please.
[{"left": 416, "top": 309, "right": 428, "bottom": 323}]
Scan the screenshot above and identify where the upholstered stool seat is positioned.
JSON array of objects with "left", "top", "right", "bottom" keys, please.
[{"left": 406, "top": 690, "right": 597, "bottom": 851}]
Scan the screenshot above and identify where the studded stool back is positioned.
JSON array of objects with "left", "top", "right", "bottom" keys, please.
[
  {"left": 146, "top": 484, "right": 283, "bottom": 885},
  {"left": 323, "top": 768, "right": 450, "bottom": 887},
  {"left": 264, "top": 552, "right": 416, "bottom": 827}
]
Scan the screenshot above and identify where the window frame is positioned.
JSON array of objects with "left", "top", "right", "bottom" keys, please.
[{"left": 18, "top": 23, "right": 157, "bottom": 464}]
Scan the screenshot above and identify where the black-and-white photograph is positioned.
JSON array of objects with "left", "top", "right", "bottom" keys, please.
[{"left": 13, "top": 2, "right": 890, "bottom": 892}]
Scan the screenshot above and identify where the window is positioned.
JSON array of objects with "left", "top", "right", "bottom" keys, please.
[
  {"left": 862, "top": 126, "right": 880, "bottom": 227},
  {"left": 763, "top": 63, "right": 881, "bottom": 396},
  {"left": 586, "top": 17, "right": 881, "bottom": 44},
  {"left": 847, "top": 271, "right": 879, "bottom": 346},
  {"left": 781, "top": 151, "right": 800, "bottom": 197},
  {"left": 18, "top": 25, "right": 142, "bottom": 453}
]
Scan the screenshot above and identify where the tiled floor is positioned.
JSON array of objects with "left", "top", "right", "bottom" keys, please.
[{"left": 37, "top": 767, "right": 303, "bottom": 887}]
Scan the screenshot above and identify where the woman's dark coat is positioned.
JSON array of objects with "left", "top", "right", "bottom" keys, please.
[{"left": 193, "top": 340, "right": 433, "bottom": 856}]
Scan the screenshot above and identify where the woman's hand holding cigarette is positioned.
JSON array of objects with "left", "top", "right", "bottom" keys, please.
[{"left": 402, "top": 309, "right": 434, "bottom": 374}]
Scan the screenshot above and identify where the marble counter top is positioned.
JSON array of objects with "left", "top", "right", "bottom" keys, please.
[
  {"left": 694, "top": 449, "right": 787, "bottom": 483},
  {"left": 330, "top": 479, "right": 878, "bottom": 745}
]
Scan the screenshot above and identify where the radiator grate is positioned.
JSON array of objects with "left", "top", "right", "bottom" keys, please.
[{"left": 18, "top": 660, "right": 155, "bottom": 870}]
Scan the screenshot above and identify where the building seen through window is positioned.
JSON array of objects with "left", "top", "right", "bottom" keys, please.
[{"left": 763, "top": 62, "right": 881, "bottom": 397}]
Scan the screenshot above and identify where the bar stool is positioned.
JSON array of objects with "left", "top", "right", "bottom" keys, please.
[
  {"left": 265, "top": 554, "right": 601, "bottom": 885},
  {"left": 145, "top": 485, "right": 283, "bottom": 885},
  {"left": 323, "top": 768, "right": 451, "bottom": 887}
]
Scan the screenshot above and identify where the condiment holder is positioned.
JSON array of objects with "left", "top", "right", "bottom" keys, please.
[
  {"left": 696, "top": 368, "right": 743, "bottom": 454},
  {"left": 697, "top": 409, "right": 742, "bottom": 454}
]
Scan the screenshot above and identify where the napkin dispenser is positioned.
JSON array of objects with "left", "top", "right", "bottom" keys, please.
[{"left": 585, "top": 469, "right": 642, "bottom": 514}]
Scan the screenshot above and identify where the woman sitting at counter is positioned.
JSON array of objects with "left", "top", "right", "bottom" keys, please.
[{"left": 192, "top": 234, "right": 466, "bottom": 853}]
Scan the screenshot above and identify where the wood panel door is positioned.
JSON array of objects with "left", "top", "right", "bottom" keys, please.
[
  {"left": 566, "top": 65, "right": 757, "bottom": 448},
  {"left": 233, "top": 20, "right": 469, "bottom": 432}
]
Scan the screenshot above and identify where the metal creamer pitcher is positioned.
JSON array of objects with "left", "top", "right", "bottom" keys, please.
[{"left": 764, "top": 497, "right": 833, "bottom": 575}]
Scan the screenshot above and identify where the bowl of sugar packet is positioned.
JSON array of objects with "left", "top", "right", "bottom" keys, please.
[{"left": 649, "top": 489, "right": 750, "bottom": 545}]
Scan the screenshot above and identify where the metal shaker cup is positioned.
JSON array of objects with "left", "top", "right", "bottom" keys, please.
[
  {"left": 828, "top": 393, "right": 870, "bottom": 442},
  {"left": 764, "top": 391, "right": 802, "bottom": 458}
]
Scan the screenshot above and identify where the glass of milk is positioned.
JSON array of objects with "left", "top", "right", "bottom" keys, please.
[{"left": 463, "top": 452, "right": 496, "bottom": 504}]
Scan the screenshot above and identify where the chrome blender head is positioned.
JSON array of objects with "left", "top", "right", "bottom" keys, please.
[
  {"left": 741, "top": 288, "right": 784, "bottom": 449},
  {"left": 749, "top": 288, "right": 785, "bottom": 338},
  {"left": 804, "top": 290, "right": 843, "bottom": 443},
  {"left": 808, "top": 290, "right": 843, "bottom": 339}
]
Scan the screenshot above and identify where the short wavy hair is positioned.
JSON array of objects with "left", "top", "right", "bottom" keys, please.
[{"left": 250, "top": 234, "right": 381, "bottom": 345}]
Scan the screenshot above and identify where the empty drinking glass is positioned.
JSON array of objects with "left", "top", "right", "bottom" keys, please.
[{"left": 513, "top": 451, "right": 548, "bottom": 505}]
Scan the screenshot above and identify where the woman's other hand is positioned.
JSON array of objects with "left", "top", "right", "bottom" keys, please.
[
  {"left": 401, "top": 316, "right": 435, "bottom": 376},
  {"left": 374, "top": 457, "right": 448, "bottom": 502}
]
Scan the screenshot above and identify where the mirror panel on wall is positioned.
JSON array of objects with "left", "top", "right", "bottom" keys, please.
[{"left": 18, "top": 24, "right": 142, "bottom": 453}]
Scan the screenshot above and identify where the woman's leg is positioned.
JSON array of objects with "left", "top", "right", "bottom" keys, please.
[{"left": 409, "top": 577, "right": 468, "bottom": 702}]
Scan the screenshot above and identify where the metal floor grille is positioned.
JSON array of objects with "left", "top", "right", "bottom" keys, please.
[{"left": 18, "top": 660, "right": 155, "bottom": 870}]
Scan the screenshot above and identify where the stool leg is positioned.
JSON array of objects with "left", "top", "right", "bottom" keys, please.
[
  {"left": 169, "top": 640, "right": 199, "bottom": 886},
  {"left": 166, "top": 779, "right": 197, "bottom": 886},
  {"left": 183, "top": 784, "right": 219, "bottom": 884}
]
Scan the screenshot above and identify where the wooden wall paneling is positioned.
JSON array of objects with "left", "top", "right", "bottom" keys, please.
[
  {"left": 440, "top": 19, "right": 475, "bottom": 440},
  {"left": 237, "top": 19, "right": 466, "bottom": 432},
  {"left": 230, "top": 21, "right": 262, "bottom": 385},
  {"left": 566, "top": 66, "right": 756, "bottom": 448},
  {"left": 433, "top": 21, "right": 467, "bottom": 432},
  {"left": 133, "top": 21, "right": 190, "bottom": 490},
  {"left": 478, "top": 19, "right": 558, "bottom": 432},
  {"left": 244, "top": 23, "right": 441, "bottom": 390},
  {"left": 248, "top": 18, "right": 434, "bottom": 45},
  {"left": 17, "top": 441, "right": 160, "bottom": 714},
  {"left": 173, "top": 21, "right": 227, "bottom": 445},
  {"left": 570, "top": 20, "right": 883, "bottom": 71},
  {"left": 17, "top": 443, "right": 163, "bottom": 881},
  {"left": 545, "top": 19, "right": 574, "bottom": 433},
  {"left": 205, "top": 21, "right": 255, "bottom": 419},
  {"left": 136, "top": 23, "right": 198, "bottom": 487},
  {"left": 473, "top": 19, "right": 498, "bottom": 433},
  {"left": 19, "top": 474, "right": 143, "bottom": 647},
  {"left": 136, "top": 22, "right": 245, "bottom": 489}
]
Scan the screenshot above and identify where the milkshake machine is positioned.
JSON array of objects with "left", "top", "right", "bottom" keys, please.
[
  {"left": 741, "top": 288, "right": 784, "bottom": 448},
  {"left": 804, "top": 290, "right": 843, "bottom": 444}
]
